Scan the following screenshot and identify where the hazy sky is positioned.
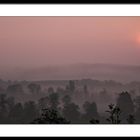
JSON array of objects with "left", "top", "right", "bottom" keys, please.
[{"left": 1, "top": 16, "right": 140, "bottom": 68}]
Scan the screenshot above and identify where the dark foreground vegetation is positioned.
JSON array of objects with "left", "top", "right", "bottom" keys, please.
[{"left": 0, "top": 79, "right": 139, "bottom": 124}]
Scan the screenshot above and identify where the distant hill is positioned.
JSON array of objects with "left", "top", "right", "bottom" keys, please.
[{"left": 1, "top": 63, "right": 140, "bottom": 82}]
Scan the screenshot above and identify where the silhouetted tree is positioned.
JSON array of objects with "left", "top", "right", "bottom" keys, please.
[
  {"left": 90, "top": 119, "right": 100, "bottom": 124},
  {"left": 62, "top": 101, "right": 81, "bottom": 123},
  {"left": 8, "top": 103, "right": 24, "bottom": 124},
  {"left": 7, "top": 96, "right": 15, "bottom": 111},
  {"left": 134, "top": 96, "right": 140, "bottom": 123},
  {"left": 31, "top": 108, "right": 70, "bottom": 124},
  {"left": 23, "top": 101, "right": 39, "bottom": 123},
  {"left": 126, "top": 114, "right": 135, "bottom": 124},
  {"left": 0, "top": 94, "right": 16, "bottom": 123},
  {"left": 99, "top": 88, "right": 110, "bottom": 103},
  {"left": 47, "top": 87, "right": 54, "bottom": 95},
  {"left": 83, "top": 85, "right": 89, "bottom": 101},
  {"left": 0, "top": 94, "right": 8, "bottom": 123},
  {"left": 7, "top": 84, "right": 23, "bottom": 93},
  {"left": 69, "top": 80, "right": 75, "bottom": 92},
  {"left": 0, "top": 94, "right": 7, "bottom": 108},
  {"left": 66, "top": 80, "right": 75, "bottom": 94},
  {"left": 48, "top": 93, "right": 60, "bottom": 110},
  {"left": 28, "top": 83, "right": 41, "bottom": 95},
  {"left": 62, "top": 95, "right": 71, "bottom": 105},
  {"left": 0, "top": 78, "right": 139, "bottom": 124},
  {"left": 117, "top": 91, "right": 134, "bottom": 123},
  {"left": 82, "top": 101, "right": 99, "bottom": 123},
  {"left": 56, "top": 87, "right": 65, "bottom": 94},
  {"left": 38, "top": 96, "right": 49, "bottom": 110},
  {"left": 0, "top": 86, "right": 5, "bottom": 95},
  {"left": 7, "top": 84, "right": 24, "bottom": 100},
  {"left": 106, "top": 104, "right": 121, "bottom": 124}
]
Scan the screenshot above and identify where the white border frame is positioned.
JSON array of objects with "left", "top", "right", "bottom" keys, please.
[
  {"left": 0, "top": 4, "right": 140, "bottom": 16},
  {"left": 0, "top": 125, "right": 140, "bottom": 137},
  {"left": 0, "top": 4, "right": 140, "bottom": 137}
]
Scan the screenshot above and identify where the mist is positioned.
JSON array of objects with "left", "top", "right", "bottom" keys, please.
[
  {"left": 0, "top": 17, "right": 140, "bottom": 81},
  {"left": 0, "top": 17, "right": 140, "bottom": 68},
  {"left": 0, "top": 17, "right": 140, "bottom": 124}
]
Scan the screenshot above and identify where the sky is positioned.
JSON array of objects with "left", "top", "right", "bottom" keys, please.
[{"left": 0, "top": 16, "right": 140, "bottom": 69}]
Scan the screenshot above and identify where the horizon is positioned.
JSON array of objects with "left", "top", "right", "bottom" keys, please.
[
  {"left": 0, "top": 62, "right": 140, "bottom": 82},
  {"left": 1, "top": 17, "right": 140, "bottom": 81},
  {"left": 1, "top": 62, "right": 140, "bottom": 69}
]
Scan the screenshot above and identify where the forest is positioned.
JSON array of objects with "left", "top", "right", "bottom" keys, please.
[{"left": 0, "top": 78, "right": 140, "bottom": 124}]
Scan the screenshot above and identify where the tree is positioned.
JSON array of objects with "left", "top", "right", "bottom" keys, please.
[
  {"left": 27, "top": 83, "right": 42, "bottom": 100},
  {"left": 117, "top": 91, "right": 134, "bottom": 123},
  {"left": 38, "top": 96, "right": 49, "bottom": 110},
  {"left": 0, "top": 86, "right": 5, "bottom": 95},
  {"left": 106, "top": 104, "right": 121, "bottom": 124},
  {"left": 23, "top": 101, "right": 39, "bottom": 123},
  {"left": 0, "top": 94, "right": 7, "bottom": 109},
  {"left": 0, "top": 94, "right": 8, "bottom": 123},
  {"left": 126, "top": 114, "right": 135, "bottom": 124},
  {"left": 47, "top": 87, "right": 54, "bottom": 95},
  {"left": 0, "top": 94, "right": 17, "bottom": 123},
  {"left": 56, "top": 87, "right": 65, "bottom": 94},
  {"left": 7, "top": 96, "right": 15, "bottom": 111},
  {"left": 31, "top": 108, "right": 70, "bottom": 124},
  {"left": 83, "top": 85, "right": 88, "bottom": 94},
  {"left": 99, "top": 88, "right": 110, "bottom": 103},
  {"left": 48, "top": 93, "right": 60, "bottom": 110},
  {"left": 66, "top": 80, "right": 75, "bottom": 94},
  {"left": 62, "top": 95, "right": 71, "bottom": 105},
  {"left": 90, "top": 119, "right": 100, "bottom": 124},
  {"left": 62, "top": 102, "right": 81, "bottom": 123},
  {"left": 28, "top": 83, "right": 41, "bottom": 95},
  {"left": 8, "top": 103, "right": 24, "bottom": 124},
  {"left": 69, "top": 80, "right": 75, "bottom": 92},
  {"left": 134, "top": 96, "right": 140, "bottom": 123},
  {"left": 82, "top": 101, "right": 99, "bottom": 123},
  {"left": 83, "top": 85, "right": 89, "bottom": 101},
  {"left": 7, "top": 84, "right": 24, "bottom": 96}
]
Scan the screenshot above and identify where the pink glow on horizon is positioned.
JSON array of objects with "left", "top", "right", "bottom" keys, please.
[{"left": 0, "top": 17, "right": 140, "bottom": 68}]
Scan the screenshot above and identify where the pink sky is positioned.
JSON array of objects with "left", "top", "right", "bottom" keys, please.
[{"left": 0, "top": 16, "right": 140, "bottom": 68}]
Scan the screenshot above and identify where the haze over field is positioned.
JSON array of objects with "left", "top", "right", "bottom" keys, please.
[
  {"left": 1, "top": 17, "right": 140, "bottom": 124},
  {"left": 0, "top": 63, "right": 140, "bottom": 82},
  {"left": 0, "top": 17, "right": 140, "bottom": 81}
]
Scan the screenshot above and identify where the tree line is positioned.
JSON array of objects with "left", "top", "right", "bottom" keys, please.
[{"left": 0, "top": 80, "right": 140, "bottom": 124}]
